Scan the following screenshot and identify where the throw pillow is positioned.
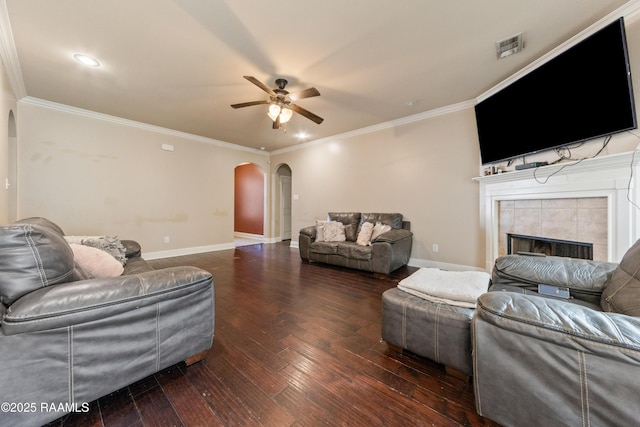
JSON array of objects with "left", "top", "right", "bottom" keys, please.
[
  {"left": 0, "top": 223, "right": 77, "bottom": 305},
  {"left": 371, "top": 222, "right": 392, "bottom": 241},
  {"left": 601, "top": 238, "right": 640, "bottom": 316},
  {"left": 65, "top": 235, "right": 127, "bottom": 265},
  {"left": 356, "top": 222, "right": 374, "bottom": 246},
  {"left": 70, "top": 244, "right": 124, "bottom": 278},
  {"left": 315, "top": 220, "right": 328, "bottom": 242},
  {"left": 323, "top": 221, "right": 346, "bottom": 242}
]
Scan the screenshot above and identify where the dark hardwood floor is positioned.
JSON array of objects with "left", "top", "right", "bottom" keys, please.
[{"left": 47, "top": 242, "right": 499, "bottom": 427}]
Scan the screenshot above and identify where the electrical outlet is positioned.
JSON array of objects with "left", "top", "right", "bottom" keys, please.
[
  {"left": 432, "top": 244, "right": 439, "bottom": 252},
  {"left": 163, "top": 236, "right": 170, "bottom": 244}
]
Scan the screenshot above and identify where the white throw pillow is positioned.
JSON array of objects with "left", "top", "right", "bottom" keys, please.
[
  {"left": 315, "top": 220, "right": 328, "bottom": 242},
  {"left": 356, "top": 222, "right": 374, "bottom": 246},
  {"left": 371, "top": 222, "right": 392, "bottom": 241},
  {"left": 323, "top": 221, "right": 346, "bottom": 242},
  {"left": 70, "top": 243, "right": 124, "bottom": 278}
]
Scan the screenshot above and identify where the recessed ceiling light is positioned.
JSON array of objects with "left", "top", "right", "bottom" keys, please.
[{"left": 73, "top": 53, "right": 101, "bottom": 67}]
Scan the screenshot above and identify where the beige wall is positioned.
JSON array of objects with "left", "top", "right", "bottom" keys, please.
[
  {"left": 16, "top": 100, "right": 269, "bottom": 254},
  {"left": 271, "top": 107, "right": 486, "bottom": 269},
  {"left": 0, "top": 56, "right": 17, "bottom": 224}
]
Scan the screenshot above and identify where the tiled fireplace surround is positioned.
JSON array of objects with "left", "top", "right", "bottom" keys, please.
[{"left": 475, "top": 152, "right": 640, "bottom": 271}]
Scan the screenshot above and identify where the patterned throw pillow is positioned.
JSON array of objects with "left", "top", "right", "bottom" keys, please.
[
  {"left": 356, "top": 222, "right": 374, "bottom": 246},
  {"left": 323, "top": 221, "right": 346, "bottom": 242}
]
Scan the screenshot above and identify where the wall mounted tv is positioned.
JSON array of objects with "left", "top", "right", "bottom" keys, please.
[{"left": 475, "top": 17, "right": 637, "bottom": 165}]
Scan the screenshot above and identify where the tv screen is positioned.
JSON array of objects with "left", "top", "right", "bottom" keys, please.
[{"left": 475, "top": 17, "right": 637, "bottom": 165}]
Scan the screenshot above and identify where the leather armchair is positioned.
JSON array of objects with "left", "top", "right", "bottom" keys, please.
[
  {"left": 473, "top": 253, "right": 640, "bottom": 426},
  {"left": 0, "top": 218, "right": 215, "bottom": 427}
]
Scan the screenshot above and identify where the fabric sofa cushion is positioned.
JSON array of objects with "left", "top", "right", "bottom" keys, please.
[
  {"left": 602, "top": 239, "right": 640, "bottom": 316},
  {"left": 0, "top": 223, "right": 80, "bottom": 305},
  {"left": 323, "top": 221, "right": 346, "bottom": 242},
  {"left": 328, "top": 212, "right": 361, "bottom": 241},
  {"left": 69, "top": 243, "right": 124, "bottom": 278},
  {"left": 371, "top": 222, "right": 392, "bottom": 241},
  {"left": 356, "top": 222, "right": 374, "bottom": 246},
  {"left": 65, "top": 235, "right": 127, "bottom": 265}
]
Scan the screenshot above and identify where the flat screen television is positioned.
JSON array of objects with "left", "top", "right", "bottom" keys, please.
[{"left": 475, "top": 17, "right": 637, "bottom": 165}]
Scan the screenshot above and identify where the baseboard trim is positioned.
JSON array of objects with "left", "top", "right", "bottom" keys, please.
[
  {"left": 408, "top": 258, "right": 485, "bottom": 272},
  {"left": 145, "top": 243, "right": 235, "bottom": 260}
]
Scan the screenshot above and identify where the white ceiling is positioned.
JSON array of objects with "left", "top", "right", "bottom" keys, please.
[{"left": 1, "top": 0, "right": 635, "bottom": 152}]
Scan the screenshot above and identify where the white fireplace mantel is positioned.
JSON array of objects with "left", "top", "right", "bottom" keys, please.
[{"left": 474, "top": 151, "right": 640, "bottom": 271}]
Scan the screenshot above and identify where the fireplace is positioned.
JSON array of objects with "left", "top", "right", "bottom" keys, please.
[
  {"left": 474, "top": 151, "right": 640, "bottom": 271},
  {"left": 507, "top": 233, "right": 593, "bottom": 260}
]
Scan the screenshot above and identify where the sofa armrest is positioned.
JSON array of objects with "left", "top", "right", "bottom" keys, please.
[
  {"left": 3, "top": 266, "right": 213, "bottom": 335},
  {"left": 299, "top": 225, "right": 317, "bottom": 240},
  {"left": 372, "top": 228, "right": 412, "bottom": 244}
]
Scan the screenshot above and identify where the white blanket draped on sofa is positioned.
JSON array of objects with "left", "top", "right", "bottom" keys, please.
[{"left": 398, "top": 268, "right": 491, "bottom": 308}]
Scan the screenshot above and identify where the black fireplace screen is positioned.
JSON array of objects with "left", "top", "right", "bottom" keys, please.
[{"left": 507, "top": 233, "right": 593, "bottom": 260}]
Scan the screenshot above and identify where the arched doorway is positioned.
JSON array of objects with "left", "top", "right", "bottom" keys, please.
[
  {"left": 275, "top": 164, "right": 292, "bottom": 241},
  {"left": 234, "top": 162, "right": 265, "bottom": 246},
  {"left": 7, "top": 110, "right": 17, "bottom": 222}
]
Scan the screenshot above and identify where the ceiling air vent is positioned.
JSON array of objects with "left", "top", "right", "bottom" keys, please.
[{"left": 496, "top": 33, "right": 524, "bottom": 59}]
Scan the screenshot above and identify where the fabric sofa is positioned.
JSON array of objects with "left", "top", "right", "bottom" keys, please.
[
  {"left": 473, "top": 250, "right": 640, "bottom": 427},
  {"left": 299, "top": 212, "right": 413, "bottom": 275},
  {"left": 0, "top": 217, "right": 215, "bottom": 427}
]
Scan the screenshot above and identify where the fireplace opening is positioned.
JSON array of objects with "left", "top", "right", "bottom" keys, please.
[{"left": 507, "top": 233, "right": 593, "bottom": 260}]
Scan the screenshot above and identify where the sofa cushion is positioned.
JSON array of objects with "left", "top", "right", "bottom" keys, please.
[
  {"left": 310, "top": 242, "right": 339, "bottom": 255},
  {"left": 328, "top": 212, "right": 361, "bottom": 241},
  {"left": 69, "top": 243, "right": 124, "bottom": 278},
  {"left": 356, "top": 221, "right": 374, "bottom": 246},
  {"left": 0, "top": 223, "right": 80, "bottom": 305},
  {"left": 602, "top": 239, "right": 640, "bottom": 316},
  {"left": 336, "top": 242, "right": 372, "bottom": 260},
  {"left": 323, "top": 221, "right": 346, "bottom": 242},
  {"left": 371, "top": 222, "right": 392, "bottom": 241},
  {"left": 65, "top": 235, "right": 127, "bottom": 265}
]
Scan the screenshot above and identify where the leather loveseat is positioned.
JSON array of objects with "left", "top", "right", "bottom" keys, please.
[
  {"left": 299, "top": 212, "right": 413, "bottom": 275},
  {"left": 473, "top": 249, "right": 640, "bottom": 426},
  {"left": 0, "top": 217, "right": 215, "bottom": 427}
]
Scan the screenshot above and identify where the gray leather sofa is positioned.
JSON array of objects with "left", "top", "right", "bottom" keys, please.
[
  {"left": 473, "top": 251, "right": 640, "bottom": 426},
  {"left": 299, "top": 212, "right": 413, "bottom": 275},
  {"left": 0, "top": 217, "right": 215, "bottom": 427}
]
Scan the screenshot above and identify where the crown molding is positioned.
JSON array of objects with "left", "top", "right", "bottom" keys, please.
[
  {"left": 20, "top": 97, "right": 269, "bottom": 156},
  {"left": 270, "top": 99, "right": 476, "bottom": 155},
  {"left": 0, "top": 0, "right": 26, "bottom": 99}
]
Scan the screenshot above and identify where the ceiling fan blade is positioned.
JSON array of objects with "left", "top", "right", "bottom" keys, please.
[
  {"left": 230, "top": 100, "right": 269, "bottom": 109},
  {"left": 272, "top": 116, "right": 280, "bottom": 129},
  {"left": 290, "top": 104, "right": 324, "bottom": 124},
  {"left": 290, "top": 87, "right": 320, "bottom": 101},
  {"left": 243, "top": 76, "right": 275, "bottom": 95}
]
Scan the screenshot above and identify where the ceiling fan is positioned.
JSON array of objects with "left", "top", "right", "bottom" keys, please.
[{"left": 231, "top": 76, "right": 324, "bottom": 129}]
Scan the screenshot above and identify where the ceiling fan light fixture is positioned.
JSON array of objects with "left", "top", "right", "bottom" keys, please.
[
  {"left": 267, "top": 103, "right": 281, "bottom": 121},
  {"left": 279, "top": 107, "right": 293, "bottom": 124}
]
